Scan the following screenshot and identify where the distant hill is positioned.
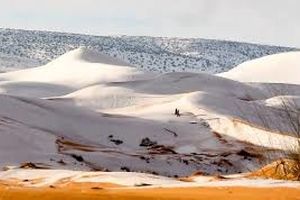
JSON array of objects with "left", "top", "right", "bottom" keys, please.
[{"left": 0, "top": 28, "right": 297, "bottom": 73}]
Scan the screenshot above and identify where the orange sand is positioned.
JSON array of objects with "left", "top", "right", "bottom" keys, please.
[{"left": 0, "top": 183, "right": 299, "bottom": 200}]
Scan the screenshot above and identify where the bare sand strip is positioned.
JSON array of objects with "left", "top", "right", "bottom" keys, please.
[{"left": 0, "top": 184, "right": 299, "bottom": 200}]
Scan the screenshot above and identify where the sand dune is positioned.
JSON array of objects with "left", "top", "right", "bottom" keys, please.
[
  {"left": 219, "top": 51, "right": 300, "bottom": 84},
  {"left": 0, "top": 48, "right": 152, "bottom": 98},
  {"left": 0, "top": 48, "right": 299, "bottom": 193}
]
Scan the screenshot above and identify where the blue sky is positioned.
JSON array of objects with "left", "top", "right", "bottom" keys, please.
[{"left": 0, "top": 0, "right": 299, "bottom": 47}]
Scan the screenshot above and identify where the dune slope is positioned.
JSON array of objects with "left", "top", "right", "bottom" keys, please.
[
  {"left": 0, "top": 48, "right": 299, "bottom": 190},
  {"left": 219, "top": 51, "right": 300, "bottom": 84}
]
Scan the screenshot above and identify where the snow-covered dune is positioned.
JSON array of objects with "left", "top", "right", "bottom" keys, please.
[
  {"left": 0, "top": 48, "right": 151, "bottom": 98},
  {"left": 54, "top": 72, "right": 266, "bottom": 112},
  {"left": 219, "top": 51, "right": 300, "bottom": 84},
  {"left": 0, "top": 48, "right": 299, "bottom": 179}
]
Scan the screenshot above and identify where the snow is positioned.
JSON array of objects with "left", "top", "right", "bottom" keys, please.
[
  {"left": 0, "top": 48, "right": 149, "bottom": 89},
  {"left": 1, "top": 169, "right": 300, "bottom": 188},
  {"left": 0, "top": 28, "right": 296, "bottom": 74},
  {"left": 219, "top": 51, "right": 300, "bottom": 84},
  {"left": 0, "top": 45, "right": 299, "bottom": 187}
]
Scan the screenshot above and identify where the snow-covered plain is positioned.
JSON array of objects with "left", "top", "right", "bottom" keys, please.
[{"left": 0, "top": 42, "right": 299, "bottom": 188}]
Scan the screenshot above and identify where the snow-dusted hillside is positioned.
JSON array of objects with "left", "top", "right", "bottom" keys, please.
[{"left": 0, "top": 28, "right": 297, "bottom": 73}]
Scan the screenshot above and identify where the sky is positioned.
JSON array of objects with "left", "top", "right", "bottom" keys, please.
[{"left": 0, "top": 0, "right": 299, "bottom": 47}]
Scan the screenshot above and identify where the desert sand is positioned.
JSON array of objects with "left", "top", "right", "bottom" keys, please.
[{"left": 1, "top": 184, "right": 300, "bottom": 200}]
